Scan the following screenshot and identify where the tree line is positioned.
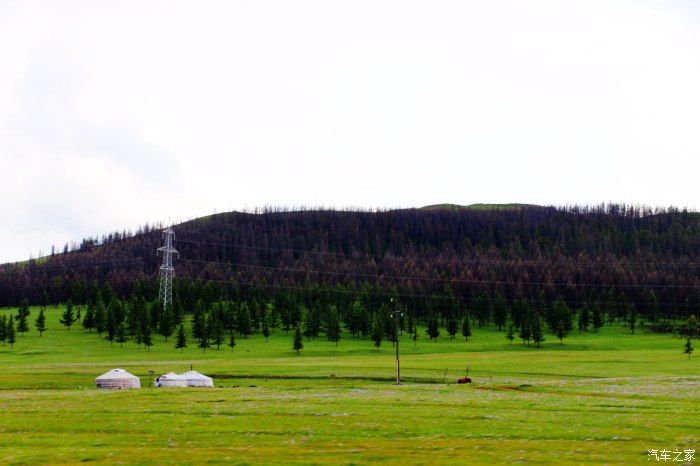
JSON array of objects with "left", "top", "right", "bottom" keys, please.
[{"left": 0, "top": 205, "right": 697, "bottom": 324}]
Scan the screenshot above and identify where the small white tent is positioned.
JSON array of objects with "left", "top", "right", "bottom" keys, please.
[
  {"left": 180, "top": 370, "right": 214, "bottom": 387},
  {"left": 95, "top": 369, "right": 141, "bottom": 389},
  {"left": 156, "top": 372, "right": 186, "bottom": 388}
]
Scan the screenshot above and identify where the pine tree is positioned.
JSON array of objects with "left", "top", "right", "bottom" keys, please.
[
  {"left": 325, "top": 306, "right": 341, "bottom": 346},
  {"left": 461, "top": 315, "right": 472, "bottom": 341},
  {"left": 412, "top": 325, "right": 418, "bottom": 347},
  {"left": 238, "top": 304, "right": 252, "bottom": 339},
  {"left": 578, "top": 306, "right": 589, "bottom": 333},
  {"left": 426, "top": 314, "right": 440, "bottom": 341},
  {"left": 175, "top": 325, "right": 187, "bottom": 353},
  {"left": 0, "top": 315, "right": 6, "bottom": 345},
  {"left": 105, "top": 305, "right": 116, "bottom": 344},
  {"left": 506, "top": 323, "right": 515, "bottom": 345},
  {"left": 60, "top": 301, "right": 76, "bottom": 330},
  {"left": 262, "top": 312, "right": 271, "bottom": 342},
  {"left": 7, "top": 315, "right": 16, "bottom": 349},
  {"left": 227, "top": 331, "right": 236, "bottom": 351},
  {"left": 40, "top": 290, "right": 49, "bottom": 310},
  {"left": 293, "top": 325, "right": 303, "bottom": 355},
  {"left": 116, "top": 322, "right": 127, "bottom": 348},
  {"left": 447, "top": 316, "right": 458, "bottom": 340},
  {"left": 519, "top": 316, "right": 531, "bottom": 346},
  {"left": 17, "top": 306, "right": 29, "bottom": 335},
  {"left": 158, "top": 307, "right": 174, "bottom": 341},
  {"left": 95, "top": 297, "right": 106, "bottom": 337},
  {"left": 83, "top": 303, "right": 95, "bottom": 332},
  {"left": 142, "top": 324, "right": 153, "bottom": 351},
  {"left": 683, "top": 337, "right": 693, "bottom": 359},
  {"left": 372, "top": 318, "right": 383, "bottom": 349},
  {"left": 592, "top": 305, "right": 603, "bottom": 333},
  {"left": 627, "top": 305, "right": 637, "bottom": 334},
  {"left": 211, "top": 317, "right": 224, "bottom": 350},
  {"left": 35, "top": 308, "right": 47, "bottom": 336},
  {"left": 531, "top": 314, "right": 545, "bottom": 347},
  {"left": 198, "top": 318, "right": 210, "bottom": 352},
  {"left": 406, "top": 315, "right": 414, "bottom": 336}
]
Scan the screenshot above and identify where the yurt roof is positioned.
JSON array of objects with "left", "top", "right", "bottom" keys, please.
[
  {"left": 96, "top": 368, "right": 139, "bottom": 380},
  {"left": 180, "top": 370, "right": 212, "bottom": 380},
  {"left": 160, "top": 372, "right": 182, "bottom": 379}
]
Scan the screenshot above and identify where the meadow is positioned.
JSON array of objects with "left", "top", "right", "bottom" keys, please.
[{"left": 0, "top": 306, "right": 697, "bottom": 465}]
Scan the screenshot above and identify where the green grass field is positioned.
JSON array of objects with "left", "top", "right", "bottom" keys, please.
[{"left": 0, "top": 306, "right": 697, "bottom": 465}]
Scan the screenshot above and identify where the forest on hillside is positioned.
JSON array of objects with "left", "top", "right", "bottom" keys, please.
[{"left": 0, "top": 205, "right": 697, "bottom": 325}]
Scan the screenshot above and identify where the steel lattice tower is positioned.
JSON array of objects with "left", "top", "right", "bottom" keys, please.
[{"left": 157, "top": 226, "right": 179, "bottom": 314}]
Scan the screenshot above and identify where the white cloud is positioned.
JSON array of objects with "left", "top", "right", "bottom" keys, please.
[{"left": 0, "top": 0, "right": 698, "bottom": 262}]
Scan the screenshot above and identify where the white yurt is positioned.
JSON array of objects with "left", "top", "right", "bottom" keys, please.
[
  {"left": 156, "top": 372, "right": 186, "bottom": 388},
  {"left": 95, "top": 368, "right": 141, "bottom": 389},
  {"left": 180, "top": 370, "right": 214, "bottom": 387}
]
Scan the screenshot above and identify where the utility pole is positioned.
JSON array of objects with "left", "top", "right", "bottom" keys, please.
[
  {"left": 157, "top": 226, "right": 179, "bottom": 317},
  {"left": 390, "top": 298, "right": 403, "bottom": 385}
]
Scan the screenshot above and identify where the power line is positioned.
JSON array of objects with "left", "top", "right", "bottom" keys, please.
[
  {"left": 174, "top": 237, "right": 698, "bottom": 269},
  {"left": 179, "top": 257, "right": 700, "bottom": 289}
]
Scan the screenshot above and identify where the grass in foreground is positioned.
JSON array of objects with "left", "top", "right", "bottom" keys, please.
[{"left": 0, "top": 306, "right": 697, "bottom": 465}]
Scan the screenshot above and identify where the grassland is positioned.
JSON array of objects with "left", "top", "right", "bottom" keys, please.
[{"left": 0, "top": 306, "right": 697, "bottom": 465}]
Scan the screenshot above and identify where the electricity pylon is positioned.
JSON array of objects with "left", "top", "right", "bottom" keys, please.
[{"left": 157, "top": 226, "right": 179, "bottom": 315}]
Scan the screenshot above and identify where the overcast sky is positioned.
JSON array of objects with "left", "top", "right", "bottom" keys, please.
[{"left": 1, "top": 0, "right": 698, "bottom": 263}]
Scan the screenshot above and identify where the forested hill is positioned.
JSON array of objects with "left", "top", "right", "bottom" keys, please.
[{"left": 1, "top": 205, "right": 698, "bottom": 317}]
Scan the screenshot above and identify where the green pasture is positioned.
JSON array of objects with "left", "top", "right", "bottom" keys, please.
[{"left": 0, "top": 306, "right": 697, "bottom": 465}]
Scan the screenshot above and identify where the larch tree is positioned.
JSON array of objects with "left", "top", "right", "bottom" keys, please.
[
  {"left": 35, "top": 308, "right": 47, "bottom": 336},
  {"left": 60, "top": 301, "right": 76, "bottom": 330},
  {"left": 175, "top": 324, "right": 187, "bottom": 352},
  {"left": 7, "top": 315, "right": 16, "bottom": 348},
  {"left": 293, "top": 325, "right": 303, "bottom": 355},
  {"left": 461, "top": 315, "right": 472, "bottom": 341}
]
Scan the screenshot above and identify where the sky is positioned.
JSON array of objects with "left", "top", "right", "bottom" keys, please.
[{"left": 0, "top": 0, "right": 699, "bottom": 263}]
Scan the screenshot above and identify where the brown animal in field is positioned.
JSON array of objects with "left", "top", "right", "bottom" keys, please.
[{"left": 457, "top": 376, "right": 471, "bottom": 384}]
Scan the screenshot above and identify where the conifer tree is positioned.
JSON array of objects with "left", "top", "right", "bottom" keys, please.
[
  {"left": 412, "top": 325, "right": 418, "bottom": 347},
  {"left": 519, "top": 316, "right": 532, "bottom": 346},
  {"left": 175, "top": 325, "right": 187, "bottom": 353},
  {"left": 238, "top": 303, "right": 252, "bottom": 339},
  {"left": 325, "top": 306, "right": 341, "bottom": 346},
  {"left": 506, "top": 323, "right": 515, "bottom": 345},
  {"left": 531, "top": 314, "right": 545, "bottom": 347},
  {"left": 578, "top": 306, "right": 589, "bottom": 333},
  {"left": 447, "top": 316, "right": 458, "bottom": 340},
  {"left": 683, "top": 337, "right": 693, "bottom": 359},
  {"left": 372, "top": 317, "right": 383, "bottom": 349},
  {"left": 198, "top": 318, "right": 210, "bottom": 352},
  {"left": 116, "top": 322, "right": 127, "bottom": 348},
  {"left": 262, "top": 312, "right": 271, "bottom": 342},
  {"left": 158, "top": 307, "right": 174, "bottom": 342},
  {"left": 7, "top": 315, "right": 16, "bottom": 349},
  {"left": 592, "top": 305, "right": 603, "bottom": 333},
  {"left": 211, "top": 317, "right": 224, "bottom": 350},
  {"left": 95, "top": 297, "right": 106, "bottom": 337},
  {"left": 627, "top": 305, "right": 637, "bottom": 334},
  {"left": 227, "top": 331, "right": 236, "bottom": 351},
  {"left": 35, "top": 308, "right": 47, "bottom": 336},
  {"left": 426, "top": 314, "right": 440, "bottom": 341},
  {"left": 17, "top": 311, "right": 29, "bottom": 335},
  {"left": 0, "top": 315, "right": 6, "bottom": 345},
  {"left": 83, "top": 303, "right": 95, "bottom": 332},
  {"left": 461, "top": 316, "right": 472, "bottom": 341},
  {"left": 60, "top": 301, "right": 76, "bottom": 330},
  {"left": 40, "top": 290, "right": 49, "bottom": 311},
  {"left": 142, "top": 324, "right": 153, "bottom": 351},
  {"left": 17, "top": 302, "right": 29, "bottom": 335},
  {"left": 406, "top": 314, "right": 414, "bottom": 336},
  {"left": 293, "top": 325, "right": 303, "bottom": 355}
]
